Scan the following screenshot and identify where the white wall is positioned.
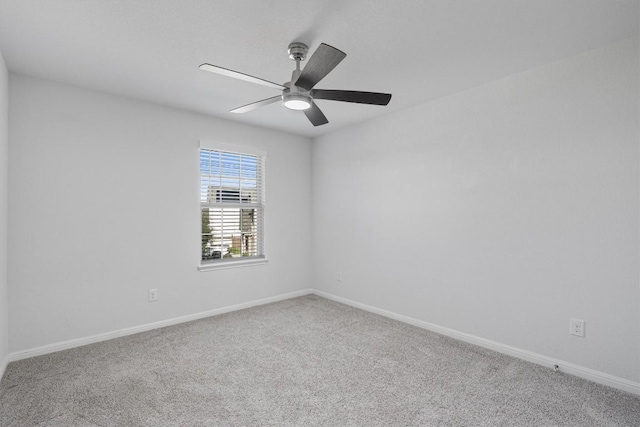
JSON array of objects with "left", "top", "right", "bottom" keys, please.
[
  {"left": 312, "top": 38, "right": 639, "bottom": 382},
  {"left": 0, "top": 51, "right": 9, "bottom": 375},
  {"left": 8, "top": 75, "right": 312, "bottom": 353},
  {"left": 6, "top": 37, "right": 639, "bottom": 388}
]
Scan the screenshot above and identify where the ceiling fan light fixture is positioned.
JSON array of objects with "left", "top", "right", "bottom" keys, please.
[{"left": 283, "top": 93, "right": 311, "bottom": 111}]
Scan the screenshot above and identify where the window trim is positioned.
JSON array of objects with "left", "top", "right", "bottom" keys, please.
[
  {"left": 198, "top": 141, "right": 268, "bottom": 271},
  {"left": 198, "top": 257, "right": 268, "bottom": 272}
]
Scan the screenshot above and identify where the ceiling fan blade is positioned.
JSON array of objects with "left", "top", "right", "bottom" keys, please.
[
  {"left": 199, "top": 63, "right": 285, "bottom": 90},
  {"left": 230, "top": 95, "right": 282, "bottom": 114},
  {"left": 294, "top": 43, "right": 346, "bottom": 91},
  {"left": 303, "top": 101, "right": 329, "bottom": 126},
  {"left": 312, "top": 89, "right": 392, "bottom": 105}
]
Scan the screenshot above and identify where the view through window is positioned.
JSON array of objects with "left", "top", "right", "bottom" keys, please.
[{"left": 200, "top": 148, "right": 264, "bottom": 263}]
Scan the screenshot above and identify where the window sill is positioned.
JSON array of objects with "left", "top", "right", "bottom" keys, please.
[{"left": 198, "top": 257, "right": 268, "bottom": 272}]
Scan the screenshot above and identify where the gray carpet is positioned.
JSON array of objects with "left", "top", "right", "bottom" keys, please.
[{"left": 1, "top": 295, "right": 639, "bottom": 426}]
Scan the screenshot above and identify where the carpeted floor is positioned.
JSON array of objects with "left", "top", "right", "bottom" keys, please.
[{"left": 1, "top": 295, "right": 639, "bottom": 426}]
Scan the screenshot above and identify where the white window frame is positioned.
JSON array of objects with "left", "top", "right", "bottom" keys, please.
[{"left": 198, "top": 141, "right": 268, "bottom": 271}]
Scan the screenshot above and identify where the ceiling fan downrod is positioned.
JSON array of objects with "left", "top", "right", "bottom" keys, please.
[{"left": 284, "top": 42, "right": 312, "bottom": 110}]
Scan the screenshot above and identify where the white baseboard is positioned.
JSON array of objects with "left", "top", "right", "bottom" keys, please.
[
  {"left": 0, "top": 353, "right": 7, "bottom": 381},
  {"left": 7, "top": 288, "right": 640, "bottom": 396},
  {"left": 9, "top": 288, "right": 313, "bottom": 362},
  {"left": 312, "top": 290, "right": 640, "bottom": 396}
]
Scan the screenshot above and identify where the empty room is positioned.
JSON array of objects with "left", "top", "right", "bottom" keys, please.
[{"left": 0, "top": 0, "right": 639, "bottom": 425}]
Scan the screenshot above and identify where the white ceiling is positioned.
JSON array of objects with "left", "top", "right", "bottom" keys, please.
[{"left": 0, "top": 0, "right": 637, "bottom": 137}]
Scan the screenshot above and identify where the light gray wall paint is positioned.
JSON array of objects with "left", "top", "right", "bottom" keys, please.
[
  {"left": 8, "top": 75, "right": 312, "bottom": 353},
  {"left": 0, "top": 51, "right": 8, "bottom": 372},
  {"left": 5, "top": 37, "right": 639, "bottom": 386},
  {"left": 312, "top": 38, "right": 639, "bottom": 382}
]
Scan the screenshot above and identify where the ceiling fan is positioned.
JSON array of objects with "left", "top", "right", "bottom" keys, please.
[{"left": 199, "top": 42, "right": 392, "bottom": 126}]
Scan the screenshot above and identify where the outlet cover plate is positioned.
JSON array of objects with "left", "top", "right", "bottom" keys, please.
[{"left": 569, "top": 318, "right": 585, "bottom": 337}]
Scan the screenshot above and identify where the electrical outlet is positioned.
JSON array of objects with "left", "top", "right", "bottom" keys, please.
[
  {"left": 569, "top": 318, "right": 585, "bottom": 337},
  {"left": 148, "top": 289, "right": 158, "bottom": 302},
  {"left": 337, "top": 271, "right": 343, "bottom": 282}
]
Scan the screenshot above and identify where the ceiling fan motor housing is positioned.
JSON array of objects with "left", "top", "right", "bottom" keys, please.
[{"left": 282, "top": 64, "right": 312, "bottom": 110}]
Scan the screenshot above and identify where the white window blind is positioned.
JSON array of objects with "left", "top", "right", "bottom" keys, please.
[{"left": 200, "top": 148, "right": 265, "bottom": 264}]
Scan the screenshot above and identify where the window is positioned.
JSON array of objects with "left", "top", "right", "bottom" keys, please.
[{"left": 199, "top": 145, "right": 266, "bottom": 269}]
